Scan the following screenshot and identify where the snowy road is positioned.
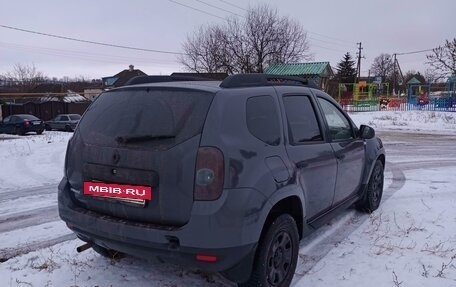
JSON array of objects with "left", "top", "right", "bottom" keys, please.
[{"left": 1, "top": 112, "right": 456, "bottom": 286}]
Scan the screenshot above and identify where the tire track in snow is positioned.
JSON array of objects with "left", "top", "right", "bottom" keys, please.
[
  {"left": 0, "top": 184, "right": 57, "bottom": 202},
  {"left": 291, "top": 158, "right": 451, "bottom": 285},
  {"left": 0, "top": 233, "right": 76, "bottom": 263},
  {"left": 0, "top": 205, "right": 59, "bottom": 233}
]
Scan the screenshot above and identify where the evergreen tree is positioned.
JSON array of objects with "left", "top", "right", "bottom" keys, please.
[{"left": 336, "top": 52, "right": 356, "bottom": 83}]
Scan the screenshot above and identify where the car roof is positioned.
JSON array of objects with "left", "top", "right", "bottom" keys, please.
[
  {"left": 108, "top": 74, "right": 322, "bottom": 94},
  {"left": 12, "top": 114, "right": 39, "bottom": 118},
  {"left": 110, "top": 81, "right": 222, "bottom": 93}
]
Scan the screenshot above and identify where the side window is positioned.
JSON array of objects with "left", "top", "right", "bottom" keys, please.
[
  {"left": 282, "top": 95, "right": 322, "bottom": 144},
  {"left": 2, "top": 116, "right": 11, "bottom": 123},
  {"left": 317, "top": 98, "right": 354, "bottom": 141},
  {"left": 61, "top": 116, "right": 69, "bottom": 122},
  {"left": 246, "top": 96, "right": 281, "bottom": 146}
]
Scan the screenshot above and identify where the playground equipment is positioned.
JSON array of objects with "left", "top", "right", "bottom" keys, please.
[{"left": 338, "top": 81, "right": 390, "bottom": 110}]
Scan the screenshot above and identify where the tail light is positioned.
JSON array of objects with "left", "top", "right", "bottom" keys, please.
[
  {"left": 194, "top": 147, "right": 224, "bottom": 201},
  {"left": 24, "top": 120, "right": 30, "bottom": 127}
]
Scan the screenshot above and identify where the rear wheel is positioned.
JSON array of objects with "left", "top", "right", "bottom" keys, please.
[
  {"left": 357, "top": 160, "right": 384, "bottom": 213},
  {"left": 65, "top": 125, "right": 73, "bottom": 132},
  {"left": 239, "top": 214, "right": 298, "bottom": 287},
  {"left": 45, "top": 124, "right": 51, "bottom": 131},
  {"left": 15, "top": 127, "right": 24, "bottom": 136}
]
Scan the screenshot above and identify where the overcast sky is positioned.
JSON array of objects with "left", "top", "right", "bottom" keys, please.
[{"left": 1, "top": 0, "right": 454, "bottom": 79}]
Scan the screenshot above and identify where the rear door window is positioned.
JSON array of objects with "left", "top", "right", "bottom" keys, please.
[
  {"left": 283, "top": 95, "right": 323, "bottom": 144},
  {"left": 78, "top": 88, "right": 214, "bottom": 147},
  {"left": 21, "top": 115, "right": 39, "bottom": 121},
  {"left": 246, "top": 96, "right": 281, "bottom": 146}
]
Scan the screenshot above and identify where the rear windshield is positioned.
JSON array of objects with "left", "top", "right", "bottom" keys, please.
[
  {"left": 69, "top": 115, "right": 81, "bottom": 120},
  {"left": 20, "top": 115, "right": 39, "bottom": 121},
  {"left": 78, "top": 88, "right": 214, "bottom": 147}
]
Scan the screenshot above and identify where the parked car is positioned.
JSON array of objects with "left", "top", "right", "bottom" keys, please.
[
  {"left": 0, "top": 114, "right": 44, "bottom": 135},
  {"left": 45, "top": 114, "right": 81, "bottom": 132},
  {"left": 58, "top": 74, "right": 385, "bottom": 286}
]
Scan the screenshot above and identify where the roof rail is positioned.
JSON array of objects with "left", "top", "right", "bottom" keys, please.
[
  {"left": 124, "top": 75, "right": 217, "bottom": 86},
  {"left": 219, "top": 74, "right": 320, "bottom": 89}
]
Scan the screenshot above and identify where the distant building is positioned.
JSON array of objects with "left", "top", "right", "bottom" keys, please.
[
  {"left": 83, "top": 89, "right": 103, "bottom": 100},
  {"left": 265, "top": 62, "right": 334, "bottom": 91},
  {"left": 102, "top": 65, "right": 147, "bottom": 89}
]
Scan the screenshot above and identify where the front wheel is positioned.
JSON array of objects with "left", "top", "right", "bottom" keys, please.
[
  {"left": 357, "top": 160, "right": 384, "bottom": 213},
  {"left": 239, "top": 214, "right": 299, "bottom": 287}
]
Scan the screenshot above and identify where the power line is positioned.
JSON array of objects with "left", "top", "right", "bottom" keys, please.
[
  {"left": 311, "top": 43, "right": 347, "bottom": 53},
  {"left": 216, "top": 0, "right": 248, "bottom": 12},
  {"left": 0, "top": 41, "right": 179, "bottom": 65},
  {"left": 194, "top": 0, "right": 244, "bottom": 18},
  {"left": 172, "top": 0, "right": 357, "bottom": 47},
  {"left": 306, "top": 30, "right": 355, "bottom": 45},
  {"left": 396, "top": 48, "right": 434, "bottom": 56},
  {"left": 167, "top": 0, "right": 226, "bottom": 20},
  {"left": 308, "top": 36, "right": 354, "bottom": 49},
  {"left": 0, "top": 24, "right": 185, "bottom": 55}
]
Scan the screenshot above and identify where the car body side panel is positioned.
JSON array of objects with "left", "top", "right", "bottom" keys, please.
[
  {"left": 330, "top": 140, "right": 365, "bottom": 204},
  {"left": 199, "top": 87, "right": 292, "bottom": 198}
]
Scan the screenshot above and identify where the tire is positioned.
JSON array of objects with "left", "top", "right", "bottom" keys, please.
[
  {"left": 45, "top": 124, "right": 51, "bottom": 131},
  {"left": 92, "top": 244, "right": 124, "bottom": 259},
  {"left": 15, "top": 127, "right": 24, "bottom": 136},
  {"left": 37, "top": 130, "right": 43, "bottom": 135},
  {"left": 239, "top": 214, "right": 299, "bottom": 287},
  {"left": 356, "top": 160, "right": 384, "bottom": 213},
  {"left": 65, "top": 125, "right": 73, "bottom": 132}
]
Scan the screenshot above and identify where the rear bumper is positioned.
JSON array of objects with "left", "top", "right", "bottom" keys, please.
[{"left": 58, "top": 177, "right": 270, "bottom": 280}]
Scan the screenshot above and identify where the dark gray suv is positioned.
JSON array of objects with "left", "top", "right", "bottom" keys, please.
[{"left": 58, "top": 74, "right": 385, "bottom": 286}]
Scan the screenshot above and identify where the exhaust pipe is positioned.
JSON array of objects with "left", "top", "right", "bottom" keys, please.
[{"left": 76, "top": 242, "right": 93, "bottom": 253}]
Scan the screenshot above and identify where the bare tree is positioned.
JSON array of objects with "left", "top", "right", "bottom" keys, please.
[
  {"left": 180, "top": 4, "right": 312, "bottom": 74},
  {"left": 370, "top": 54, "right": 394, "bottom": 82},
  {"left": 3, "top": 63, "right": 47, "bottom": 92},
  {"left": 426, "top": 38, "right": 456, "bottom": 79}
]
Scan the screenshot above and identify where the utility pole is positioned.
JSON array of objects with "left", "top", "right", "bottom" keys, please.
[
  {"left": 392, "top": 53, "right": 397, "bottom": 96},
  {"left": 355, "top": 42, "right": 364, "bottom": 83}
]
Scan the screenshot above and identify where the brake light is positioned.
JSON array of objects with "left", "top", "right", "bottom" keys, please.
[
  {"left": 196, "top": 254, "right": 217, "bottom": 262},
  {"left": 194, "top": 147, "right": 224, "bottom": 201},
  {"left": 24, "top": 120, "right": 30, "bottom": 127}
]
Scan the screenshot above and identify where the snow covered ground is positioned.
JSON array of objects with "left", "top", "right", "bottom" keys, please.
[
  {"left": 350, "top": 110, "right": 456, "bottom": 134},
  {"left": 1, "top": 111, "right": 455, "bottom": 287}
]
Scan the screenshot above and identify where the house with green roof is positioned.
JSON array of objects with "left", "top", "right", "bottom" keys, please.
[{"left": 265, "top": 62, "right": 334, "bottom": 91}]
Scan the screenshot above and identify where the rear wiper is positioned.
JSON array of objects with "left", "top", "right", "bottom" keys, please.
[{"left": 115, "top": 134, "right": 175, "bottom": 144}]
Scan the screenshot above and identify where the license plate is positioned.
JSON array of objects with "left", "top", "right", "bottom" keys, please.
[
  {"left": 83, "top": 182, "right": 152, "bottom": 200},
  {"left": 33, "top": 122, "right": 40, "bottom": 125}
]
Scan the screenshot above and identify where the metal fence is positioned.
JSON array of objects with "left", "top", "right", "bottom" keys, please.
[
  {"left": 1, "top": 100, "right": 91, "bottom": 121},
  {"left": 339, "top": 97, "right": 456, "bottom": 112}
]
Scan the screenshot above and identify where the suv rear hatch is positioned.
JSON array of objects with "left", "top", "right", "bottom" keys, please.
[{"left": 66, "top": 87, "right": 214, "bottom": 226}]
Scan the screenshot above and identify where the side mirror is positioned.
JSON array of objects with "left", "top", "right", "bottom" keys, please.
[{"left": 359, "top": 125, "right": 375, "bottom": 139}]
